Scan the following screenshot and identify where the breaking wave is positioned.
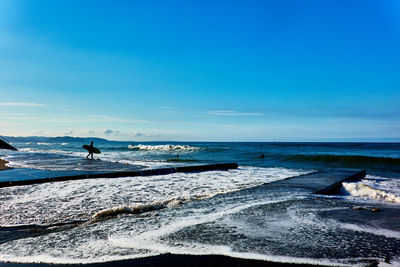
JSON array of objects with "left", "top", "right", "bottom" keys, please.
[
  {"left": 128, "top": 144, "right": 201, "bottom": 152},
  {"left": 92, "top": 198, "right": 186, "bottom": 219},
  {"left": 342, "top": 182, "right": 400, "bottom": 204}
]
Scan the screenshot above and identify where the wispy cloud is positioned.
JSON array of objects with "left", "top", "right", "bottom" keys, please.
[
  {"left": 76, "top": 129, "right": 160, "bottom": 139},
  {"left": 4, "top": 113, "right": 149, "bottom": 123},
  {"left": 131, "top": 131, "right": 143, "bottom": 137},
  {"left": 87, "top": 115, "right": 130, "bottom": 123},
  {"left": 83, "top": 129, "right": 96, "bottom": 135},
  {"left": 87, "top": 115, "right": 150, "bottom": 123},
  {"left": 103, "top": 128, "right": 121, "bottom": 136},
  {"left": 130, "top": 131, "right": 161, "bottom": 138},
  {"left": 208, "top": 110, "right": 263, "bottom": 116},
  {"left": 0, "top": 102, "right": 46, "bottom": 107},
  {"left": 103, "top": 129, "right": 114, "bottom": 135}
]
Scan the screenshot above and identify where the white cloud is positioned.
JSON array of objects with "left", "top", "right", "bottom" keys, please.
[
  {"left": 0, "top": 102, "right": 46, "bottom": 107},
  {"left": 83, "top": 129, "right": 96, "bottom": 135},
  {"left": 208, "top": 110, "right": 263, "bottom": 116},
  {"left": 3, "top": 113, "right": 140, "bottom": 124},
  {"left": 103, "top": 129, "right": 114, "bottom": 135},
  {"left": 130, "top": 131, "right": 162, "bottom": 139},
  {"left": 131, "top": 131, "right": 143, "bottom": 137},
  {"left": 103, "top": 129, "right": 121, "bottom": 136}
]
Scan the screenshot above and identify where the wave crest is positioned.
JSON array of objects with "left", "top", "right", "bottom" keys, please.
[
  {"left": 92, "top": 199, "right": 185, "bottom": 219},
  {"left": 342, "top": 182, "right": 400, "bottom": 204},
  {"left": 128, "top": 144, "right": 201, "bottom": 152}
]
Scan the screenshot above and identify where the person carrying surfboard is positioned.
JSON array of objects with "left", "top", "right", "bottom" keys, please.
[
  {"left": 86, "top": 141, "right": 94, "bottom": 159},
  {"left": 82, "top": 141, "right": 101, "bottom": 159}
]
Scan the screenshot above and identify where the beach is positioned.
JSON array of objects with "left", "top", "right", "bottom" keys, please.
[
  {"left": 1, "top": 0, "right": 398, "bottom": 265},
  {"left": 0, "top": 254, "right": 322, "bottom": 267},
  {"left": 0, "top": 159, "right": 11, "bottom": 171},
  {"left": 0, "top": 139, "right": 399, "bottom": 266}
]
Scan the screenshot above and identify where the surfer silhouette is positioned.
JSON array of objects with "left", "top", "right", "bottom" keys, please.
[
  {"left": 82, "top": 141, "right": 101, "bottom": 159},
  {"left": 86, "top": 141, "right": 94, "bottom": 159}
]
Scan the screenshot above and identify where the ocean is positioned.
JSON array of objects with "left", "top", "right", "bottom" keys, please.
[{"left": 0, "top": 138, "right": 400, "bottom": 266}]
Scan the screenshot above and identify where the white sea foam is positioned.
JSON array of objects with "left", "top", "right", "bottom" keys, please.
[
  {"left": 92, "top": 199, "right": 185, "bottom": 219},
  {"left": 0, "top": 245, "right": 344, "bottom": 266},
  {"left": 0, "top": 169, "right": 388, "bottom": 266},
  {"left": 0, "top": 167, "right": 309, "bottom": 225},
  {"left": 0, "top": 167, "right": 324, "bottom": 266},
  {"left": 110, "top": 199, "right": 287, "bottom": 246},
  {"left": 3, "top": 148, "right": 149, "bottom": 171},
  {"left": 342, "top": 182, "right": 400, "bottom": 204},
  {"left": 128, "top": 144, "right": 201, "bottom": 151},
  {"left": 110, "top": 236, "right": 344, "bottom": 266},
  {"left": 4, "top": 146, "right": 168, "bottom": 170},
  {"left": 0, "top": 252, "right": 159, "bottom": 265},
  {"left": 379, "top": 261, "right": 400, "bottom": 267},
  {"left": 108, "top": 199, "right": 346, "bottom": 267},
  {"left": 339, "top": 223, "right": 400, "bottom": 239},
  {"left": 364, "top": 175, "right": 400, "bottom": 197},
  {"left": 0, "top": 199, "right": 359, "bottom": 266}
]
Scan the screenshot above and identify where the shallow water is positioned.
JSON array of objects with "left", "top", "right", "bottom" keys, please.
[{"left": 0, "top": 138, "right": 399, "bottom": 266}]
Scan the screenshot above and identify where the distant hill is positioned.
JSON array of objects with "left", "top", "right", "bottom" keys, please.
[{"left": 0, "top": 136, "right": 109, "bottom": 143}]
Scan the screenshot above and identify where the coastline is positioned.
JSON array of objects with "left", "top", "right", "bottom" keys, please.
[
  {"left": 0, "top": 141, "right": 397, "bottom": 266},
  {"left": 0, "top": 159, "right": 12, "bottom": 171},
  {"left": 0, "top": 156, "right": 325, "bottom": 267},
  {"left": 0, "top": 254, "right": 324, "bottom": 267}
]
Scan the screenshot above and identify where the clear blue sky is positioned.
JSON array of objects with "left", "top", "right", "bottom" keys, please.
[{"left": 1, "top": 0, "right": 399, "bottom": 141}]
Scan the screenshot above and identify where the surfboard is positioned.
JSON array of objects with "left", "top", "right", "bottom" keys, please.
[
  {"left": 0, "top": 139, "right": 18, "bottom": 151},
  {"left": 82, "top": 145, "right": 101, "bottom": 154}
]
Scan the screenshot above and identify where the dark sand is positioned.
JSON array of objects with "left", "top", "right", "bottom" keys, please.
[
  {"left": 0, "top": 159, "right": 12, "bottom": 171},
  {"left": 0, "top": 254, "right": 323, "bottom": 267}
]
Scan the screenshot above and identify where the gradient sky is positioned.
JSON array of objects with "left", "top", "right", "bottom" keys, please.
[{"left": 1, "top": 0, "right": 399, "bottom": 141}]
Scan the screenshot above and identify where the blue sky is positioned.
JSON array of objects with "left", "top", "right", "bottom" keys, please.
[{"left": 1, "top": 0, "right": 399, "bottom": 141}]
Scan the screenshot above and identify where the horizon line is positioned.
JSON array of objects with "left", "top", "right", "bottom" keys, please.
[{"left": 2, "top": 135, "right": 400, "bottom": 143}]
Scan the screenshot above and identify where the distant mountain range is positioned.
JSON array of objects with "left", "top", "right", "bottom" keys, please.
[{"left": 0, "top": 136, "right": 109, "bottom": 143}]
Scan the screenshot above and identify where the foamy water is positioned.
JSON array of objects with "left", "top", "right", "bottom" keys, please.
[
  {"left": 4, "top": 144, "right": 199, "bottom": 171},
  {"left": 342, "top": 175, "right": 400, "bottom": 204},
  {"left": 0, "top": 194, "right": 351, "bottom": 266},
  {"left": 0, "top": 167, "right": 308, "bottom": 225},
  {"left": 0, "top": 167, "right": 322, "bottom": 265},
  {"left": 129, "top": 144, "right": 201, "bottom": 152},
  {"left": 1, "top": 191, "right": 397, "bottom": 266},
  {"left": 1, "top": 140, "right": 400, "bottom": 266}
]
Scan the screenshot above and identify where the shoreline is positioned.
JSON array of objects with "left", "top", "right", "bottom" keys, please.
[
  {"left": 0, "top": 254, "right": 326, "bottom": 267},
  {"left": 0, "top": 159, "right": 12, "bottom": 171}
]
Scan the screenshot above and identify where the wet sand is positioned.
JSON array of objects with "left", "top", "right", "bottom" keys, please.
[
  {"left": 0, "top": 159, "right": 12, "bottom": 171},
  {"left": 0, "top": 254, "right": 321, "bottom": 266}
]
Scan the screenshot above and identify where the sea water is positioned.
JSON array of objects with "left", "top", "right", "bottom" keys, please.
[{"left": 0, "top": 139, "right": 400, "bottom": 266}]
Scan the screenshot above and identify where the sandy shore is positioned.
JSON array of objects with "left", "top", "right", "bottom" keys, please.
[
  {"left": 0, "top": 254, "right": 322, "bottom": 267},
  {"left": 0, "top": 159, "right": 12, "bottom": 171}
]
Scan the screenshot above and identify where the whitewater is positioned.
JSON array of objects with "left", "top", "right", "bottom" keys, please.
[{"left": 0, "top": 138, "right": 400, "bottom": 266}]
